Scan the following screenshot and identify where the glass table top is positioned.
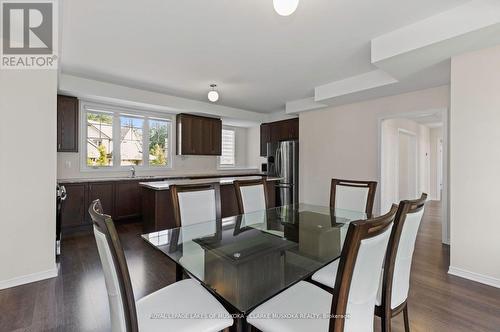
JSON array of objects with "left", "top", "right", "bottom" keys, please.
[{"left": 141, "top": 203, "right": 366, "bottom": 313}]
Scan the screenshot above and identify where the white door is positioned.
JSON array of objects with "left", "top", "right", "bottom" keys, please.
[{"left": 398, "top": 131, "right": 418, "bottom": 201}]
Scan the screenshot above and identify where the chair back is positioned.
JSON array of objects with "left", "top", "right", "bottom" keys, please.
[
  {"left": 330, "top": 179, "right": 377, "bottom": 217},
  {"left": 381, "top": 194, "right": 427, "bottom": 310},
  {"left": 89, "top": 200, "right": 138, "bottom": 332},
  {"left": 234, "top": 179, "right": 268, "bottom": 214},
  {"left": 170, "top": 183, "right": 221, "bottom": 227},
  {"left": 330, "top": 205, "right": 398, "bottom": 332}
]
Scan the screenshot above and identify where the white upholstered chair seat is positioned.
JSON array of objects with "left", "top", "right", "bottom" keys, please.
[
  {"left": 247, "top": 281, "right": 332, "bottom": 332},
  {"left": 312, "top": 259, "right": 385, "bottom": 306},
  {"left": 311, "top": 259, "right": 339, "bottom": 289},
  {"left": 136, "top": 279, "right": 233, "bottom": 332}
]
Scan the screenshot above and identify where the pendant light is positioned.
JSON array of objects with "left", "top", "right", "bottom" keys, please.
[
  {"left": 273, "top": 0, "right": 299, "bottom": 16},
  {"left": 207, "top": 84, "right": 219, "bottom": 103}
]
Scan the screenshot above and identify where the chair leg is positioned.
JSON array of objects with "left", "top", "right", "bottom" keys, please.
[
  {"left": 381, "top": 314, "right": 391, "bottom": 332},
  {"left": 403, "top": 305, "right": 410, "bottom": 332}
]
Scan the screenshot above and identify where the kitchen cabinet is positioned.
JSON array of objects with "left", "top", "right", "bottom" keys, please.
[
  {"left": 260, "top": 123, "right": 270, "bottom": 156},
  {"left": 115, "top": 181, "right": 142, "bottom": 220},
  {"left": 176, "top": 114, "right": 222, "bottom": 155},
  {"left": 57, "top": 95, "right": 79, "bottom": 152},
  {"left": 60, "top": 183, "right": 87, "bottom": 228},
  {"left": 87, "top": 182, "right": 114, "bottom": 221},
  {"left": 260, "top": 118, "right": 299, "bottom": 156}
]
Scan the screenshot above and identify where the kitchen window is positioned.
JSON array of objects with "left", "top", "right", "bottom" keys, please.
[
  {"left": 219, "top": 128, "right": 235, "bottom": 167},
  {"left": 82, "top": 102, "right": 172, "bottom": 170}
]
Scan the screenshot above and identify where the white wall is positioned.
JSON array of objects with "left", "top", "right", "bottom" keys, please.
[
  {"left": 299, "top": 86, "right": 449, "bottom": 214},
  {"left": 449, "top": 45, "right": 500, "bottom": 287},
  {"left": 0, "top": 70, "right": 58, "bottom": 289},
  {"left": 380, "top": 118, "right": 431, "bottom": 213},
  {"left": 429, "top": 127, "right": 443, "bottom": 200},
  {"left": 246, "top": 126, "right": 267, "bottom": 170}
]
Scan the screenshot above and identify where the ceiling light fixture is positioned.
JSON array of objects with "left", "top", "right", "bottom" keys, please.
[
  {"left": 273, "top": 0, "right": 299, "bottom": 16},
  {"left": 207, "top": 84, "right": 219, "bottom": 103}
]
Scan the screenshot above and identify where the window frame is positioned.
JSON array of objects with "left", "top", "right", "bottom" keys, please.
[
  {"left": 218, "top": 127, "right": 236, "bottom": 168},
  {"left": 80, "top": 101, "right": 173, "bottom": 172}
]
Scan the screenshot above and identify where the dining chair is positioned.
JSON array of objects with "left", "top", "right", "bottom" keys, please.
[
  {"left": 375, "top": 193, "right": 427, "bottom": 332},
  {"left": 170, "top": 183, "right": 221, "bottom": 227},
  {"left": 234, "top": 179, "right": 269, "bottom": 214},
  {"left": 247, "top": 205, "right": 398, "bottom": 332},
  {"left": 330, "top": 179, "right": 377, "bottom": 217},
  {"left": 88, "top": 199, "right": 233, "bottom": 332},
  {"left": 170, "top": 183, "right": 221, "bottom": 280}
]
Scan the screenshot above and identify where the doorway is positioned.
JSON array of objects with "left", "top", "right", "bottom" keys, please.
[
  {"left": 379, "top": 110, "right": 448, "bottom": 244},
  {"left": 397, "top": 130, "right": 418, "bottom": 201}
]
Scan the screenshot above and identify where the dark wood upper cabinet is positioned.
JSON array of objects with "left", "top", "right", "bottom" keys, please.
[
  {"left": 177, "top": 114, "right": 222, "bottom": 155},
  {"left": 115, "top": 181, "right": 142, "bottom": 220},
  {"left": 260, "top": 118, "right": 299, "bottom": 156},
  {"left": 260, "top": 123, "right": 270, "bottom": 157},
  {"left": 61, "top": 183, "right": 87, "bottom": 228},
  {"left": 57, "top": 95, "right": 79, "bottom": 152}
]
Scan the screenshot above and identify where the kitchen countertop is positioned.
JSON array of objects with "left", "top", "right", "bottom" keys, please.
[
  {"left": 139, "top": 176, "right": 282, "bottom": 190},
  {"left": 58, "top": 171, "right": 269, "bottom": 184}
]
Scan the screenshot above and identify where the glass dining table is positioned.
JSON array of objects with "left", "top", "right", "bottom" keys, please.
[{"left": 141, "top": 203, "right": 367, "bottom": 330}]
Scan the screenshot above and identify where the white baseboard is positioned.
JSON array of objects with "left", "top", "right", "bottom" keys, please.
[
  {"left": 448, "top": 266, "right": 500, "bottom": 289},
  {"left": 0, "top": 266, "right": 58, "bottom": 290}
]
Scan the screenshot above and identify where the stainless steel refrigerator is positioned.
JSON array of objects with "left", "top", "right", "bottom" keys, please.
[{"left": 267, "top": 140, "right": 299, "bottom": 206}]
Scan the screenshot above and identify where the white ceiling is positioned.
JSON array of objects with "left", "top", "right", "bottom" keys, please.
[{"left": 61, "top": 0, "right": 468, "bottom": 113}]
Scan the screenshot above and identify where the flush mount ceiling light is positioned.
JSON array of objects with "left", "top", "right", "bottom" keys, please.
[
  {"left": 207, "top": 84, "right": 219, "bottom": 102},
  {"left": 273, "top": 0, "right": 299, "bottom": 16}
]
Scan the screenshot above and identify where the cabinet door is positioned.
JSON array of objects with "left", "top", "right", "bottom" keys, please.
[
  {"left": 87, "top": 182, "right": 114, "bottom": 220},
  {"left": 210, "top": 119, "right": 222, "bottom": 155},
  {"left": 270, "top": 121, "right": 287, "bottom": 142},
  {"left": 115, "top": 181, "right": 142, "bottom": 220},
  {"left": 61, "top": 184, "right": 87, "bottom": 228},
  {"left": 287, "top": 118, "right": 299, "bottom": 140},
  {"left": 57, "top": 95, "right": 79, "bottom": 152},
  {"left": 260, "top": 124, "right": 270, "bottom": 156}
]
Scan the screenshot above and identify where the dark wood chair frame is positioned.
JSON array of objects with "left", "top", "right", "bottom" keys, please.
[
  {"left": 328, "top": 204, "right": 398, "bottom": 331},
  {"left": 375, "top": 193, "right": 427, "bottom": 332},
  {"left": 233, "top": 179, "right": 269, "bottom": 215},
  {"left": 89, "top": 199, "right": 139, "bottom": 332},
  {"left": 170, "top": 182, "right": 222, "bottom": 228},
  {"left": 330, "top": 179, "right": 378, "bottom": 217}
]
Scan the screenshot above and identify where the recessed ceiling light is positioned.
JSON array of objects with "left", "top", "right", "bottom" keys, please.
[
  {"left": 208, "top": 84, "right": 219, "bottom": 103},
  {"left": 273, "top": 0, "right": 299, "bottom": 16}
]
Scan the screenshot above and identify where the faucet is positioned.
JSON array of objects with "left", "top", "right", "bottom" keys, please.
[{"left": 130, "top": 165, "right": 136, "bottom": 178}]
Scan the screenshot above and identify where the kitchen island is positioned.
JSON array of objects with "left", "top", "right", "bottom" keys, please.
[{"left": 140, "top": 176, "right": 281, "bottom": 232}]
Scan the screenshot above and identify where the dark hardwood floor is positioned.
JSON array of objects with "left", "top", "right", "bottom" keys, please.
[{"left": 1, "top": 201, "right": 500, "bottom": 331}]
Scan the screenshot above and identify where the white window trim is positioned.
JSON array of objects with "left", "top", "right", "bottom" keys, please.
[
  {"left": 79, "top": 101, "right": 174, "bottom": 172},
  {"left": 218, "top": 126, "right": 236, "bottom": 168}
]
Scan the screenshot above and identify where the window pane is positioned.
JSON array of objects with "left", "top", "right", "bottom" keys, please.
[
  {"left": 149, "top": 119, "right": 170, "bottom": 166},
  {"left": 220, "top": 129, "right": 235, "bottom": 166},
  {"left": 120, "top": 116, "right": 144, "bottom": 166},
  {"left": 86, "top": 112, "right": 113, "bottom": 167}
]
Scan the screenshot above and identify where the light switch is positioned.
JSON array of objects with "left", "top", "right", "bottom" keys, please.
[{"left": 65, "top": 160, "right": 72, "bottom": 169}]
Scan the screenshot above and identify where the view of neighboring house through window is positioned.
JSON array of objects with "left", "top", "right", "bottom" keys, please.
[
  {"left": 149, "top": 119, "right": 170, "bottom": 166},
  {"left": 220, "top": 128, "right": 235, "bottom": 167},
  {"left": 86, "top": 112, "right": 113, "bottom": 166},
  {"left": 120, "top": 116, "right": 144, "bottom": 166},
  {"left": 83, "top": 103, "right": 172, "bottom": 169}
]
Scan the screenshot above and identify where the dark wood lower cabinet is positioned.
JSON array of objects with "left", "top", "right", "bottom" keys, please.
[
  {"left": 60, "top": 184, "right": 87, "bottom": 228},
  {"left": 115, "top": 181, "right": 142, "bottom": 220},
  {"left": 60, "top": 177, "right": 277, "bottom": 234},
  {"left": 87, "top": 182, "right": 114, "bottom": 221}
]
